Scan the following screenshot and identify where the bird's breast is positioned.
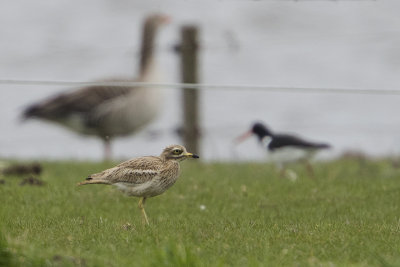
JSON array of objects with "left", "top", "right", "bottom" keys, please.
[
  {"left": 158, "top": 162, "right": 180, "bottom": 188},
  {"left": 92, "top": 87, "right": 163, "bottom": 136}
]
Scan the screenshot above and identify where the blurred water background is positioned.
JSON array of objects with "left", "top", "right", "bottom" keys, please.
[{"left": 1, "top": 0, "right": 400, "bottom": 162}]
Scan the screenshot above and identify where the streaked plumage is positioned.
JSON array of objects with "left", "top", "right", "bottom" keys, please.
[
  {"left": 77, "top": 145, "right": 199, "bottom": 225},
  {"left": 22, "top": 14, "right": 169, "bottom": 160}
]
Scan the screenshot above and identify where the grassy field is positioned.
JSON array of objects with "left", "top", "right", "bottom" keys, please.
[{"left": 1, "top": 157, "right": 400, "bottom": 266}]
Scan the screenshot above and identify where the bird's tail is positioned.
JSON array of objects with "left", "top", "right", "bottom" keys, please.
[
  {"left": 22, "top": 105, "right": 39, "bottom": 119},
  {"left": 21, "top": 103, "right": 47, "bottom": 121},
  {"left": 77, "top": 176, "right": 111, "bottom": 186}
]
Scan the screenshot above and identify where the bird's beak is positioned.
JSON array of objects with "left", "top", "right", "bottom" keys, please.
[
  {"left": 185, "top": 152, "right": 199, "bottom": 159},
  {"left": 234, "top": 130, "right": 253, "bottom": 144},
  {"left": 160, "top": 15, "right": 171, "bottom": 24}
]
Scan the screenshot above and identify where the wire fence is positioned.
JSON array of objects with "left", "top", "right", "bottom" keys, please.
[{"left": 1, "top": 79, "right": 400, "bottom": 96}]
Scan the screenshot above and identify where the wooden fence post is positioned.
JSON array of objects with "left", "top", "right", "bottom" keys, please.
[{"left": 180, "top": 25, "right": 200, "bottom": 155}]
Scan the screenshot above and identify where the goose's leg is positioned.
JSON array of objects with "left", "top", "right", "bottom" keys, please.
[
  {"left": 138, "top": 197, "right": 149, "bottom": 225},
  {"left": 103, "top": 137, "right": 112, "bottom": 161}
]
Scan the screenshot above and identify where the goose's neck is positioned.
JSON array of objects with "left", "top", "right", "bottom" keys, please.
[{"left": 139, "top": 22, "right": 157, "bottom": 78}]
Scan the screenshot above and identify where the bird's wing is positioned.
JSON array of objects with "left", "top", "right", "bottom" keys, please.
[
  {"left": 91, "top": 156, "right": 163, "bottom": 185},
  {"left": 269, "top": 134, "right": 330, "bottom": 151},
  {"left": 23, "top": 80, "right": 135, "bottom": 119}
]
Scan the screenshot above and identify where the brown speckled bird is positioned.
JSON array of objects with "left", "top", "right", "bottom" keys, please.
[{"left": 77, "top": 145, "right": 199, "bottom": 225}]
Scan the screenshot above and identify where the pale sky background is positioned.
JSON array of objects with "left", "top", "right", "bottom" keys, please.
[{"left": 1, "top": 0, "right": 399, "bottom": 161}]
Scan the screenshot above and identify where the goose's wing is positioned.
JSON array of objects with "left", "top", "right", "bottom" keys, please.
[
  {"left": 90, "top": 156, "right": 163, "bottom": 185},
  {"left": 23, "top": 81, "right": 134, "bottom": 120}
]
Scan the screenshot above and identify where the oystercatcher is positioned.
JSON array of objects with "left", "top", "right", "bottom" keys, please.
[{"left": 236, "top": 122, "right": 331, "bottom": 177}]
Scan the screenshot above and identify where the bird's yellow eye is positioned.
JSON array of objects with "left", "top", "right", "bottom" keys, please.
[{"left": 173, "top": 149, "right": 182, "bottom": 155}]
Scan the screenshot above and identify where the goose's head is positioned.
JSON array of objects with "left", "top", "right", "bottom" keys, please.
[{"left": 144, "top": 13, "right": 170, "bottom": 30}]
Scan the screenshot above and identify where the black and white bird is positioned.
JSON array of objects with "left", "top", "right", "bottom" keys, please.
[
  {"left": 236, "top": 122, "right": 331, "bottom": 177},
  {"left": 22, "top": 14, "right": 169, "bottom": 160}
]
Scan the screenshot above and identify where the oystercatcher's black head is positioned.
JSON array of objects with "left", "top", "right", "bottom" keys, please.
[
  {"left": 251, "top": 122, "right": 273, "bottom": 140},
  {"left": 235, "top": 122, "right": 274, "bottom": 144}
]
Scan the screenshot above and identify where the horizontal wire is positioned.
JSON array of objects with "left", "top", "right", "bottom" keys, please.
[{"left": 0, "top": 79, "right": 399, "bottom": 96}]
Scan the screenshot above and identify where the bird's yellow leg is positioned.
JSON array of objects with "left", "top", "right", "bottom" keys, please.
[{"left": 138, "top": 197, "right": 149, "bottom": 225}]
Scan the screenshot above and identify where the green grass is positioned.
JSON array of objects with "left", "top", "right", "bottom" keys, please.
[{"left": 1, "top": 158, "right": 400, "bottom": 266}]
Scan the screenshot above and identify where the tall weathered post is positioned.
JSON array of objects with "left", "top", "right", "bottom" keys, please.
[{"left": 180, "top": 25, "right": 200, "bottom": 155}]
